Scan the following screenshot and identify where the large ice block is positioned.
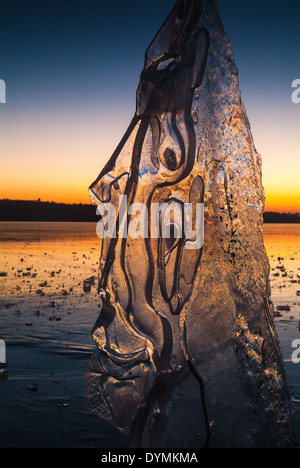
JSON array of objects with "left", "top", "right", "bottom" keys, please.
[{"left": 85, "top": 0, "right": 296, "bottom": 448}]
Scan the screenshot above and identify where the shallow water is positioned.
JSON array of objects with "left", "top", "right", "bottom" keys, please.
[
  {"left": 0, "top": 222, "right": 299, "bottom": 447},
  {"left": 0, "top": 221, "right": 97, "bottom": 243}
]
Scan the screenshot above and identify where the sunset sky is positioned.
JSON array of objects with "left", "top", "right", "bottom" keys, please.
[{"left": 0, "top": 0, "right": 299, "bottom": 212}]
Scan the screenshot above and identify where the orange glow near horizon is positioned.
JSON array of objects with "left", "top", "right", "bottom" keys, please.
[
  {"left": 0, "top": 105, "right": 299, "bottom": 213},
  {"left": 1, "top": 164, "right": 299, "bottom": 213},
  {"left": 0, "top": 187, "right": 299, "bottom": 214},
  {"left": 0, "top": 169, "right": 299, "bottom": 213},
  {"left": 264, "top": 190, "right": 300, "bottom": 214}
]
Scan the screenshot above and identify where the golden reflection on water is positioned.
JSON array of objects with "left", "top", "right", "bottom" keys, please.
[
  {"left": 0, "top": 222, "right": 299, "bottom": 243},
  {"left": 263, "top": 224, "right": 300, "bottom": 260},
  {"left": 0, "top": 221, "right": 299, "bottom": 258}
]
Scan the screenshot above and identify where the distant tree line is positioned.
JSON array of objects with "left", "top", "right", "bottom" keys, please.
[
  {"left": 263, "top": 211, "right": 300, "bottom": 223},
  {"left": 0, "top": 199, "right": 98, "bottom": 222},
  {"left": 0, "top": 199, "right": 299, "bottom": 223}
]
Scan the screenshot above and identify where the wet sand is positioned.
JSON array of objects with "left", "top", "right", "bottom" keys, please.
[
  {"left": 0, "top": 224, "right": 119, "bottom": 447},
  {"left": 264, "top": 224, "right": 300, "bottom": 445},
  {"left": 0, "top": 222, "right": 299, "bottom": 447}
]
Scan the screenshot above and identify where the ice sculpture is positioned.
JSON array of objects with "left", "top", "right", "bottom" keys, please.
[{"left": 85, "top": 0, "right": 296, "bottom": 448}]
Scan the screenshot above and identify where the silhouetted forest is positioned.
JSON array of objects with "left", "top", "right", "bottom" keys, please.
[
  {"left": 0, "top": 199, "right": 299, "bottom": 223},
  {"left": 263, "top": 212, "right": 300, "bottom": 223},
  {"left": 0, "top": 199, "right": 98, "bottom": 222}
]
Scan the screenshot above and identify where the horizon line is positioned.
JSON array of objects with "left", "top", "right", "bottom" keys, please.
[{"left": 0, "top": 198, "right": 299, "bottom": 215}]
